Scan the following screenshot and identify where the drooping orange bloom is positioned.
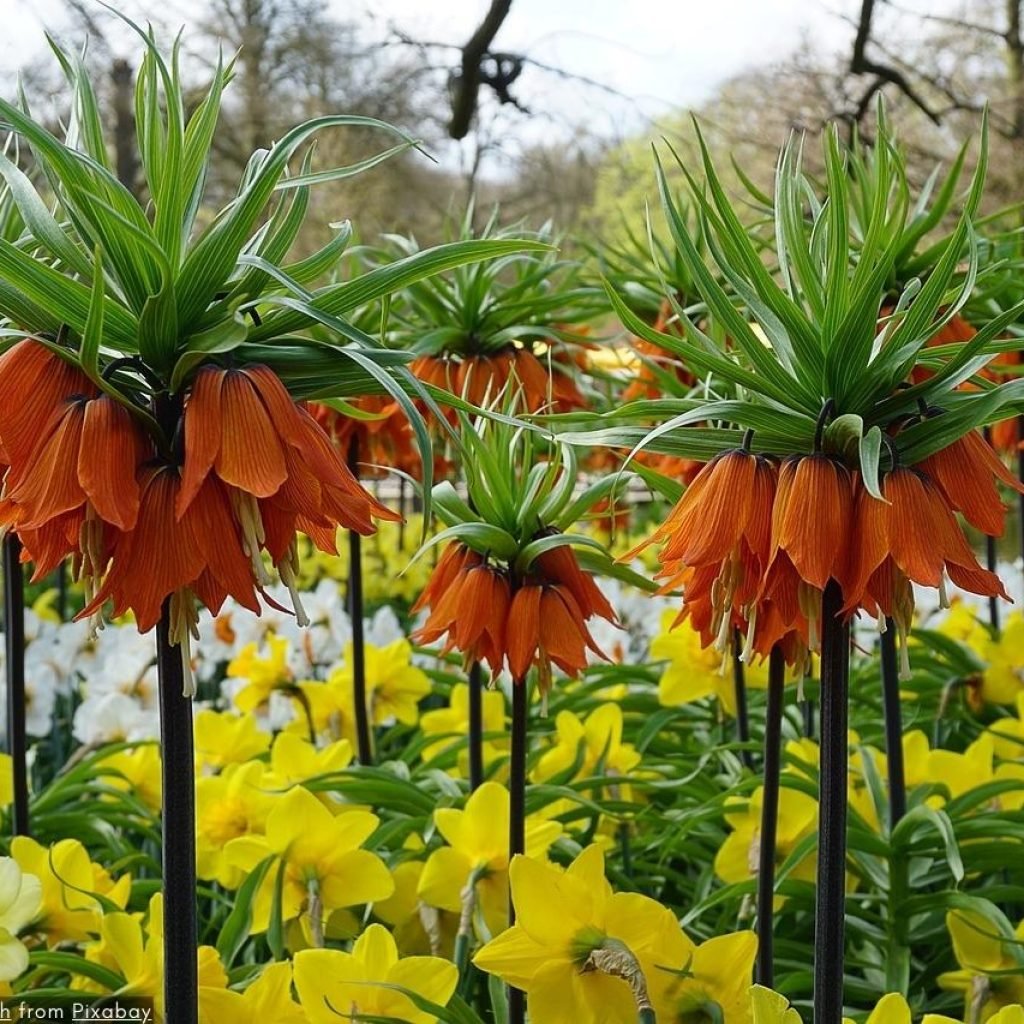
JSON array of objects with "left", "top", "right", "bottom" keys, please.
[
  {"left": 907, "top": 312, "right": 977, "bottom": 385},
  {"left": 757, "top": 455, "right": 855, "bottom": 650},
  {"left": 919, "top": 429, "right": 1024, "bottom": 536},
  {"left": 844, "top": 467, "right": 1008, "bottom": 669},
  {"left": 309, "top": 396, "right": 418, "bottom": 478},
  {"left": 0, "top": 341, "right": 151, "bottom": 579},
  {"left": 80, "top": 466, "right": 263, "bottom": 690},
  {"left": 411, "top": 347, "right": 585, "bottom": 416},
  {"left": 412, "top": 540, "right": 614, "bottom": 688},
  {"left": 85, "top": 467, "right": 257, "bottom": 630},
  {"left": 412, "top": 544, "right": 511, "bottom": 672},
  {"left": 177, "top": 364, "right": 398, "bottom": 596},
  {"left": 635, "top": 449, "right": 776, "bottom": 651}
]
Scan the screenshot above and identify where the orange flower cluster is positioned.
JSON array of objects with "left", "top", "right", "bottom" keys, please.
[
  {"left": 309, "top": 396, "right": 419, "bottom": 478},
  {"left": 0, "top": 341, "right": 396, "bottom": 690},
  {"left": 411, "top": 348, "right": 585, "bottom": 417},
  {"left": 639, "top": 433, "right": 1018, "bottom": 672},
  {"left": 412, "top": 541, "right": 615, "bottom": 691}
]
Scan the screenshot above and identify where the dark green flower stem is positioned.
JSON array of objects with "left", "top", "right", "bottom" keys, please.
[
  {"left": 156, "top": 598, "right": 197, "bottom": 1024},
  {"left": 347, "top": 440, "right": 373, "bottom": 766},
  {"left": 3, "top": 534, "right": 28, "bottom": 837},
  {"left": 756, "top": 644, "right": 785, "bottom": 987},
  {"left": 983, "top": 427, "right": 1000, "bottom": 629},
  {"left": 813, "top": 580, "right": 850, "bottom": 1023},
  {"left": 508, "top": 678, "right": 528, "bottom": 1024},
  {"left": 880, "top": 617, "right": 910, "bottom": 993},
  {"left": 468, "top": 661, "right": 484, "bottom": 790},
  {"left": 1018, "top": 416, "right": 1024, "bottom": 593},
  {"left": 879, "top": 620, "right": 907, "bottom": 827}
]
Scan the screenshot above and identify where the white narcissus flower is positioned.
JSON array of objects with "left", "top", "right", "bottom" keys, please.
[
  {"left": 73, "top": 692, "right": 159, "bottom": 746},
  {"left": 0, "top": 857, "right": 41, "bottom": 980}
]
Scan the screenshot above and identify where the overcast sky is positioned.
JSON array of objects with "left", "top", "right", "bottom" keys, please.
[{"left": 2, "top": 0, "right": 867, "bottom": 171}]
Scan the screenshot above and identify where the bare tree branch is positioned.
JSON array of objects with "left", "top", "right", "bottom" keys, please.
[
  {"left": 449, "top": 0, "right": 513, "bottom": 140},
  {"left": 849, "top": 0, "right": 942, "bottom": 124}
]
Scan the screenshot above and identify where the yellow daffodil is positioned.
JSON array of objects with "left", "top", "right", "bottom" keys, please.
[
  {"left": 11, "top": 837, "right": 130, "bottom": 946},
  {"left": 79, "top": 894, "right": 227, "bottom": 1022},
  {"left": 420, "top": 683, "right": 508, "bottom": 778},
  {"left": 654, "top": 610, "right": 767, "bottom": 716},
  {"left": 200, "top": 961, "right": 307, "bottom": 1023},
  {"left": 534, "top": 703, "right": 641, "bottom": 784},
  {"left": 939, "top": 605, "right": 1024, "bottom": 707},
  {"left": 843, "top": 993, "right": 913, "bottom": 1024},
  {"left": 417, "top": 781, "right": 562, "bottom": 936},
  {"left": 749, "top": 985, "right": 802, "bottom": 1023},
  {"left": 990, "top": 694, "right": 1024, "bottom": 761},
  {"left": 194, "top": 709, "right": 270, "bottom": 773},
  {"left": 715, "top": 785, "right": 817, "bottom": 896},
  {"left": 838, "top": 991, "right": 977, "bottom": 1024},
  {"left": 228, "top": 633, "right": 295, "bottom": 713},
  {"left": 268, "top": 733, "right": 352, "bottom": 788},
  {"left": 224, "top": 784, "right": 393, "bottom": 937},
  {"left": 661, "top": 931, "right": 758, "bottom": 1023},
  {"left": 0, "top": 755, "right": 13, "bottom": 808},
  {"left": 376, "top": 859, "right": 458, "bottom": 958},
  {"left": 927, "top": 734, "right": 996, "bottom": 803},
  {"left": 474, "top": 845, "right": 690, "bottom": 1024},
  {"left": 995, "top": 762, "right": 1024, "bottom": 812},
  {"left": 986, "top": 1009, "right": 1024, "bottom": 1024},
  {"left": 298, "top": 639, "right": 430, "bottom": 747},
  {"left": 294, "top": 921, "right": 457, "bottom": 1024},
  {"left": 330, "top": 639, "right": 431, "bottom": 727},
  {"left": 196, "top": 760, "right": 276, "bottom": 887},
  {"left": 938, "top": 909, "right": 1024, "bottom": 1019},
  {"left": 978, "top": 614, "right": 1024, "bottom": 707},
  {"left": 97, "top": 744, "right": 162, "bottom": 812},
  {"left": 0, "top": 858, "right": 41, "bottom": 981}
]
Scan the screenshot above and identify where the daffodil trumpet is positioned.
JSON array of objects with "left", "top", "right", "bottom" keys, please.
[
  {"left": 814, "top": 579, "right": 851, "bottom": 1023},
  {"left": 156, "top": 596, "right": 198, "bottom": 1024},
  {"left": 756, "top": 645, "right": 786, "bottom": 988},
  {"left": 2, "top": 532, "right": 28, "bottom": 838}
]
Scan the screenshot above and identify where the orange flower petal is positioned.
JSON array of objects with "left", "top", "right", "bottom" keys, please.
[
  {"left": 178, "top": 368, "right": 225, "bottom": 516},
  {"left": 78, "top": 397, "right": 146, "bottom": 530},
  {"left": 507, "top": 585, "right": 542, "bottom": 681},
  {"left": 214, "top": 370, "right": 288, "bottom": 498}
]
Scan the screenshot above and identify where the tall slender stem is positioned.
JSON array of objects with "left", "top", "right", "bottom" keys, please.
[
  {"left": 731, "top": 627, "right": 753, "bottom": 770},
  {"left": 879, "top": 619, "right": 907, "bottom": 828},
  {"left": 3, "top": 535, "right": 28, "bottom": 837},
  {"left": 814, "top": 580, "right": 850, "bottom": 1023},
  {"left": 468, "top": 661, "right": 484, "bottom": 791},
  {"left": 508, "top": 678, "right": 528, "bottom": 1024},
  {"left": 756, "top": 645, "right": 785, "bottom": 987},
  {"left": 801, "top": 696, "right": 815, "bottom": 739},
  {"left": 1017, "top": 415, "right": 1024, "bottom": 593},
  {"left": 986, "top": 532, "right": 1001, "bottom": 629},
  {"left": 984, "top": 427, "right": 1001, "bottom": 629},
  {"left": 156, "top": 599, "right": 197, "bottom": 1024},
  {"left": 347, "top": 442, "right": 373, "bottom": 766}
]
